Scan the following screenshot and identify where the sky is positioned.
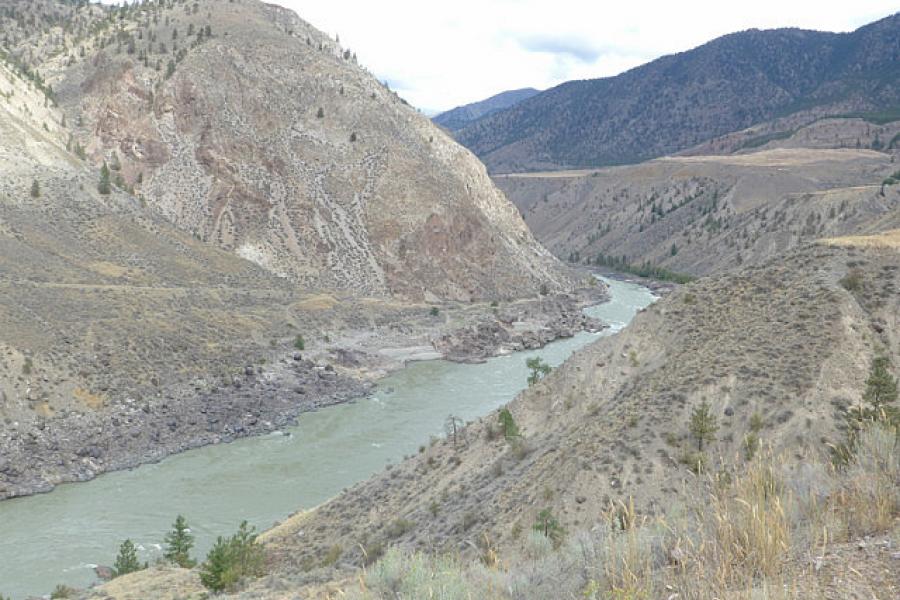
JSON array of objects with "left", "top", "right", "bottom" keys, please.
[{"left": 274, "top": 0, "right": 899, "bottom": 115}]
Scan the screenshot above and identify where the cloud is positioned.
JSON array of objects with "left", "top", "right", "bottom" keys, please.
[
  {"left": 516, "top": 34, "right": 606, "bottom": 63},
  {"left": 270, "top": 1, "right": 898, "bottom": 113}
]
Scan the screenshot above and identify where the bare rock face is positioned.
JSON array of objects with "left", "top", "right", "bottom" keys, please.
[{"left": 47, "top": 0, "right": 572, "bottom": 301}]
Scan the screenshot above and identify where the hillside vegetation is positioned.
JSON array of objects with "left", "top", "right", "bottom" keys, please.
[
  {"left": 455, "top": 14, "right": 900, "bottom": 172},
  {"left": 497, "top": 148, "right": 900, "bottom": 277},
  {"left": 74, "top": 237, "right": 900, "bottom": 599}
]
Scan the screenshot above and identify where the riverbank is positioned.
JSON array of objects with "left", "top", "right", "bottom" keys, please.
[
  {"left": 0, "top": 278, "right": 650, "bottom": 600},
  {"left": 0, "top": 286, "right": 607, "bottom": 500}
]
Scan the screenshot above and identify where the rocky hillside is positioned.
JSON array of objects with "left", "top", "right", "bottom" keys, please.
[
  {"left": 0, "top": 0, "right": 572, "bottom": 302},
  {"left": 496, "top": 148, "right": 900, "bottom": 277},
  {"left": 86, "top": 233, "right": 900, "bottom": 598},
  {"left": 256, "top": 238, "right": 899, "bottom": 571},
  {"left": 0, "top": 0, "right": 590, "bottom": 501},
  {"left": 433, "top": 88, "right": 540, "bottom": 132},
  {"left": 454, "top": 13, "right": 900, "bottom": 172}
]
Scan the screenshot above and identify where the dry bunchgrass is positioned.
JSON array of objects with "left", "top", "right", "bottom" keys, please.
[{"left": 331, "top": 423, "right": 898, "bottom": 600}]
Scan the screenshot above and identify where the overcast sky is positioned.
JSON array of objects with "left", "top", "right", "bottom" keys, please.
[{"left": 273, "top": 0, "right": 898, "bottom": 114}]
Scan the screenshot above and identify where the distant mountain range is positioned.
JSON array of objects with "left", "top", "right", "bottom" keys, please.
[
  {"left": 432, "top": 87, "right": 540, "bottom": 131},
  {"left": 454, "top": 13, "right": 900, "bottom": 172}
]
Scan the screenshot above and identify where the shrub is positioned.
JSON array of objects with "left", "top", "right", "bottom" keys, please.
[
  {"left": 98, "top": 162, "right": 111, "bottom": 195},
  {"left": 361, "top": 539, "right": 384, "bottom": 566},
  {"left": 533, "top": 508, "right": 565, "bottom": 547},
  {"left": 385, "top": 518, "right": 413, "bottom": 539},
  {"left": 839, "top": 268, "right": 864, "bottom": 292},
  {"left": 429, "top": 306, "right": 439, "bottom": 316},
  {"left": 293, "top": 334, "right": 305, "bottom": 350},
  {"left": 50, "top": 585, "right": 75, "bottom": 599},
  {"left": 199, "top": 521, "right": 266, "bottom": 593},
  {"left": 526, "top": 357, "right": 551, "bottom": 386},
  {"left": 742, "top": 432, "right": 759, "bottom": 460},
  {"left": 321, "top": 544, "right": 342, "bottom": 567},
  {"left": 30, "top": 179, "right": 40, "bottom": 198},
  {"left": 498, "top": 408, "right": 520, "bottom": 440}
]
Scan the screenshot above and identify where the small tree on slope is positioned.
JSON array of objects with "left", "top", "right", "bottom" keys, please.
[
  {"left": 689, "top": 399, "right": 719, "bottom": 452},
  {"left": 164, "top": 515, "right": 196, "bottom": 568}
]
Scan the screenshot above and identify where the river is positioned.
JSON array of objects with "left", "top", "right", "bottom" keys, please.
[{"left": 0, "top": 277, "right": 655, "bottom": 598}]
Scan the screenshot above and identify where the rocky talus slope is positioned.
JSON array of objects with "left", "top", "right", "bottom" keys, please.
[{"left": 496, "top": 148, "right": 900, "bottom": 276}]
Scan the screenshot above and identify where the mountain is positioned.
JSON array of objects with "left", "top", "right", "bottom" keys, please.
[
  {"left": 433, "top": 87, "right": 540, "bottom": 131},
  {"left": 1, "top": 0, "right": 572, "bottom": 302},
  {"left": 496, "top": 148, "right": 900, "bottom": 277},
  {"left": 0, "top": 0, "right": 587, "bottom": 499},
  {"left": 455, "top": 13, "right": 900, "bottom": 172}
]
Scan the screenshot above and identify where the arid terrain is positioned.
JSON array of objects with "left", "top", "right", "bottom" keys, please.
[
  {"left": 76, "top": 232, "right": 900, "bottom": 599},
  {"left": 1, "top": 3, "right": 899, "bottom": 600},
  {"left": 0, "top": 0, "right": 591, "bottom": 500},
  {"left": 497, "top": 148, "right": 900, "bottom": 276}
]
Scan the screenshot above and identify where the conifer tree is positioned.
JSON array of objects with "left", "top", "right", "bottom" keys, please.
[
  {"left": 863, "top": 356, "right": 898, "bottom": 415},
  {"left": 163, "top": 515, "right": 196, "bottom": 568},
  {"left": 98, "top": 162, "right": 111, "bottom": 195},
  {"left": 114, "top": 539, "right": 142, "bottom": 576},
  {"left": 689, "top": 399, "right": 718, "bottom": 451}
]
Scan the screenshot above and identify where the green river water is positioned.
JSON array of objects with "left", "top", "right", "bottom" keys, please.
[{"left": 0, "top": 277, "right": 655, "bottom": 598}]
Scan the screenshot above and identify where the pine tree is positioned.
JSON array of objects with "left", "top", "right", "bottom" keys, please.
[
  {"left": 689, "top": 399, "right": 718, "bottom": 451},
  {"left": 199, "top": 521, "right": 265, "bottom": 592},
  {"left": 98, "top": 162, "right": 111, "bottom": 195},
  {"left": 113, "top": 539, "right": 142, "bottom": 576},
  {"left": 30, "top": 179, "right": 40, "bottom": 198},
  {"left": 863, "top": 356, "right": 898, "bottom": 415},
  {"left": 163, "top": 515, "right": 196, "bottom": 568}
]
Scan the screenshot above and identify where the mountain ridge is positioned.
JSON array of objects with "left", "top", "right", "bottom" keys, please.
[
  {"left": 433, "top": 87, "right": 540, "bottom": 132},
  {"left": 455, "top": 13, "right": 900, "bottom": 172}
]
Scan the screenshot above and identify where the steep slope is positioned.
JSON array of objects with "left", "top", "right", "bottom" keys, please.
[
  {"left": 455, "top": 14, "right": 900, "bottom": 172},
  {"left": 496, "top": 148, "right": 900, "bottom": 277},
  {"left": 7, "top": 0, "right": 572, "bottom": 301},
  {"left": 0, "top": 0, "right": 592, "bottom": 500},
  {"left": 257, "top": 238, "right": 899, "bottom": 580},
  {"left": 0, "top": 58, "right": 377, "bottom": 499},
  {"left": 433, "top": 87, "right": 540, "bottom": 132}
]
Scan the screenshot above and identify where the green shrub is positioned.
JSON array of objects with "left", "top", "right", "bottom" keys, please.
[
  {"left": 498, "top": 408, "right": 520, "bottom": 440},
  {"left": 50, "top": 585, "right": 75, "bottom": 599},
  {"left": 526, "top": 357, "right": 551, "bottom": 386},
  {"left": 293, "top": 334, "right": 305, "bottom": 350},
  {"left": 30, "top": 179, "right": 40, "bottom": 198},
  {"left": 385, "top": 518, "right": 413, "bottom": 539},
  {"left": 98, "top": 162, "right": 111, "bottom": 195},
  {"left": 839, "top": 268, "right": 864, "bottom": 292},
  {"left": 199, "top": 521, "right": 266, "bottom": 593},
  {"left": 429, "top": 306, "right": 439, "bottom": 316},
  {"left": 533, "top": 508, "right": 565, "bottom": 547}
]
